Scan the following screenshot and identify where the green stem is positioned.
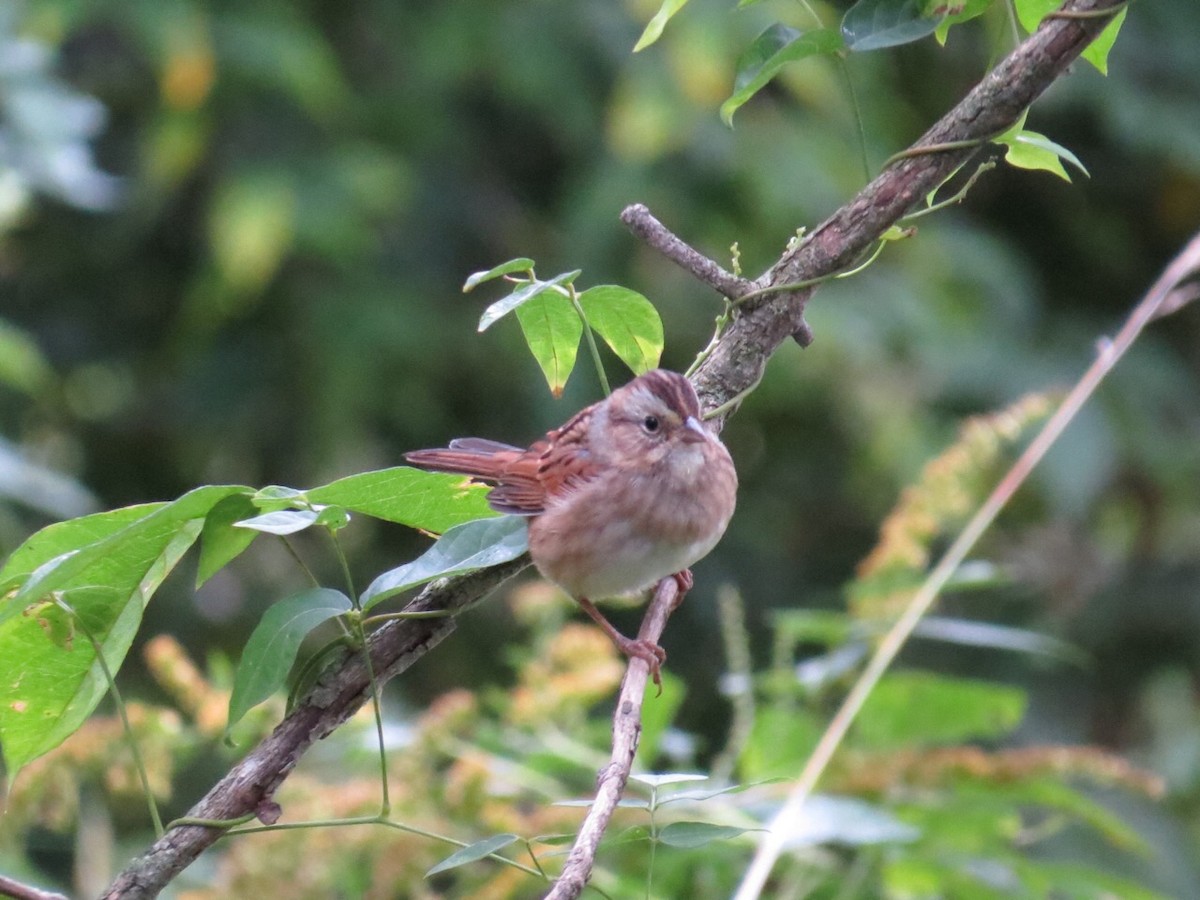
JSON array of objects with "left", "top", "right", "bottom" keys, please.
[
  {"left": 362, "top": 608, "right": 453, "bottom": 625},
  {"left": 58, "top": 598, "right": 164, "bottom": 838},
  {"left": 569, "top": 288, "right": 611, "bottom": 396},
  {"left": 330, "top": 530, "right": 391, "bottom": 816}
]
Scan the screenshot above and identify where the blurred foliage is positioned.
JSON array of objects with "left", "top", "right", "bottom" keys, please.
[{"left": 1, "top": 0, "right": 1200, "bottom": 895}]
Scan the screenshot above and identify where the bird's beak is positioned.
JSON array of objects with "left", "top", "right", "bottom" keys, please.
[{"left": 681, "top": 416, "right": 709, "bottom": 443}]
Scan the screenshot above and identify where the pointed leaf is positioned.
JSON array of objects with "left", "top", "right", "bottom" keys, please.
[
  {"left": 577, "top": 286, "right": 664, "bottom": 375},
  {"left": 307, "top": 467, "right": 498, "bottom": 534},
  {"left": 843, "top": 0, "right": 943, "bottom": 52},
  {"left": 197, "top": 493, "right": 261, "bottom": 587},
  {"left": 515, "top": 289, "right": 583, "bottom": 397},
  {"left": 226, "top": 588, "right": 353, "bottom": 732},
  {"left": 477, "top": 270, "right": 580, "bottom": 332},
  {"left": 656, "top": 821, "right": 756, "bottom": 849},
  {"left": 235, "top": 509, "right": 320, "bottom": 535},
  {"left": 630, "top": 772, "right": 708, "bottom": 789},
  {"left": 633, "top": 0, "right": 691, "bottom": 52},
  {"left": 934, "top": 0, "right": 992, "bottom": 45},
  {"left": 463, "top": 258, "right": 535, "bottom": 291},
  {"left": 1080, "top": 7, "right": 1126, "bottom": 74},
  {"left": 720, "top": 27, "right": 844, "bottom": 126},
  {"left": 360, "top": 516, "right": 528, "bottom": 611},
  {"left": 426, "top": 834, "right": 520, "bottom": 877}
]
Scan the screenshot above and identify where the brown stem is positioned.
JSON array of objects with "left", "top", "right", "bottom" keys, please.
[
  {"left": 0, "top": 875, "right": 69, "bottom": 900},
  {"left": 100, "top": 558, "right": 528, "bottom": 900},
  {"left": 620, "top": 203, "right": 753, "bottom": 300},
  {"left": 543, "top": 576, "right": 681, "bottom": 900}
]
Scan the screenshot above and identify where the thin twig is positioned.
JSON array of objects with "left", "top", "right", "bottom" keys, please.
[
  {"left": 732, "top": 230, "right": 1200, "bottom": 899},
  {"left": 620, "top": 204, "right": 753, "bottom": 300},
  {"left": 0, "top": 876, "right": 69, "bottom": 900},
  {"left": 544, "top": 576, "right": 681, "bottom": 900}
]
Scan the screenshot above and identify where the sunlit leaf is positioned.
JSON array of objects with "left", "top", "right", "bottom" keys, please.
[
  {"left": 630, "top": 772, "right": 708, "bottom": 789},
  {"left": 307, "top": 467, "right": 498, "bottom": 534},
  {"left": 463, "top": 257, "right": 535, "bottom": 291},
  {"left": 360, "top": 515, "right": 528, "bottom": 610},
  {"left": 515, "top": 289, "right": 583, "bottom": 396},
  {"left": 226, "top": 587, "right": 352, "bottom": 733},
  {"left": 843, "top": 0, "right": 943, "bottom": 52},
  {"left": 477, "top": 270, "right": 581, "bottom": 332},
  {"left": 633, "top": 0, "right": 691, "bottom": 52},
  {"left": 0, "top": 518, "right": 206, "bottom": 779},
  {"left": 720, "top": 26, "right": 844, "bottom": 126},
  {"left": 235, "top": 509, "right": 320, "bottom": 535},
  {"left": 1002, "top": 129, "right": 1088, "bottom": 182},
  {"left": 577, "top": 285, "right": 663, "bottom": 375},
  {"left": 426, "top": 834, "right": 519, "bottom": 876},
  {"left": 656, "top": 821, "right": 756, "bottom": 849},
  {"left": 934, "top": 0, "right": 993, "bottom": 45},
  {"left": 1081, "top": 7, "right": 1126, "bottom": 75}
]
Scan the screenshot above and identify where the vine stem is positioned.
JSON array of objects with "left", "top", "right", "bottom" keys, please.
[
  {"left": 568, "top": 287, "right": 612, "bottom": 396},
  {"left": 55, "top": 597, "right": 165, "bottom": 838},
  {"left": 732, "top": 229, "right": 1200, "bottom": 900}
]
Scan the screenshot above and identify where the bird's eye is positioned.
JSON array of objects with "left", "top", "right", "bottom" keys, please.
[{"left": 642, "top": 415, "right": 660, "bottom": 434}]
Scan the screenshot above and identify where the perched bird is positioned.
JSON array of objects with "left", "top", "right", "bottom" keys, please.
[{"left": 405, "top": 369, "right": 737, "bottom": 675}]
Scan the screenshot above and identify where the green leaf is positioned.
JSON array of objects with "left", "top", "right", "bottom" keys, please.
[
  {"left": 360, "top": 515, "right": 529, "bottom": 611},
  {"left": 577, "top": 286, "right": 664, "bottom": 375},
  {"left": 0, "top": 518, "right": 206, "bottom": 779},
  {"left": 0, "top": 503, "right": 167, "bottom": 589},
  {"left": 1081, "top": 6, "right": 1126, "bottom": 74},
  {"left": 4, "top": 486, "right": 249, "bottom": 625},
  {"left": 514, "top": 289, "right": 583, "bottom": 397},
  {"left": 656, "top": 821, "right": 755, "bottom": 849},
  {"left": 720, "top": 27, "right": 844, "bottom": 126},
  {"left": 477, "top": 270, "right": 581, "bottom": 332},
  {"left": 633, "top": 0, "right": 691, "bottom": 52},
  {"left": 781, "top": 794, "right": 920, "bottom": 846},
  {"left": 1012, "top": 0, "right": 1057, "bottom": 32},
  {"left": 197, "top": 493, "right": 262, "bottom": 587},
  {"left": 855, "top": 672, "right": 1026, "bottom": 750},
  {"left": 307, "top": 467, "right": 498, "bottom": 534},
  {"left": 1000, "top": 129, "right": 1087, "bottom": 181},
  {"left": 235, "top": 509, "right": 320, "bottom": 535},
  {"left": 226, "top": 588, "right": 353, "bottom": 733},
  {"left": 842, "top": 0, "right": 943, "bottom": 52},
  {"left": 462, "top": 258, "right": 535, "bottom": 292},
  {"left": 741, "top": 707, "right": 823, "bottom": 780},
  {"left": 934, "top": 0, "right": 993, "bottom": 45},
  {"left": 426, "top": 834, "right": 520, "bottom": 876}
]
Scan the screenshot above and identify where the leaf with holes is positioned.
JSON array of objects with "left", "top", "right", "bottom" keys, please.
[{"left": 308, "top": 467, "right": 498, "bottom": 534}]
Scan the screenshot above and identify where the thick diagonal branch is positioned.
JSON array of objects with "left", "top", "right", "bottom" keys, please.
[{"left": 100, "top": 558, "right": 528, "bottom": 900}]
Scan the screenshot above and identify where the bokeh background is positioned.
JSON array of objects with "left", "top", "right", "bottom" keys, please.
[{"left": 2, "top": 0, "right": 1200, "bottom": 895}]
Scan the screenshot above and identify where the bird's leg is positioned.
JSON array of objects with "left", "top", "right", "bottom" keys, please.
[
  {"left": 669, "top": 569, "right": 694, "bottom": 611},
  {"left": 576, "top": 596, "right": 666, "bottom": 686}
]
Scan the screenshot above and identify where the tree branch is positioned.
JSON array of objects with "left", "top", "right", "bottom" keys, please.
[
  {"left": 0, "top": 875, "right": 69, "bottom": 900},
  {"left": 103, "top": 1, "right": 1126, "bottom": 896},
  {"left": 620, "top": 204, "right": 753, "bottom": 299},
  {"left": 100, "top": 557, "right": 529, "bottom": 900},
  {"left": 544, "top": 576, "right": 680, "bottom": 900}
]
